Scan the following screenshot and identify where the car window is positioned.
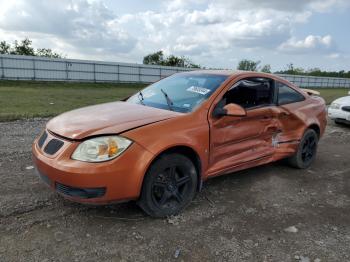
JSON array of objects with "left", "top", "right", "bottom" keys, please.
[
  {"left": 277, "top": 82, "right": 305, "bottom": 105},
  {"left": 223, "top": 78, "right": 274, "bottom": 109},
  {"left": 127, "top": 74, "right": 228, "bottom": 113}
]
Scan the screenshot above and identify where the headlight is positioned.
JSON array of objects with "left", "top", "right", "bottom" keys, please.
[
  {"left": 329, "top": 103, "right": 341, "bottom": 109},
  {"left": 72, "top": 136, "right": 132, "bottom": 162}
]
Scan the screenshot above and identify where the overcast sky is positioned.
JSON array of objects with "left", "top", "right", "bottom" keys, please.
[{"left": 0, "top": 0, "right": 349, "bottom": 71}]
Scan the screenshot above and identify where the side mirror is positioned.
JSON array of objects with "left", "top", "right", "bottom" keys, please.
[{"left": 223, "top": 103, "right": 246, "bottom": 117}]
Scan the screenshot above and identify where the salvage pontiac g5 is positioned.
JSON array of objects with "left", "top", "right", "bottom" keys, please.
[{"left": 32, "top": 71, "right": 327, "bottom": 217}]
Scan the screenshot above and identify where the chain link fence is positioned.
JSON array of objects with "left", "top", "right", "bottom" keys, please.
[{"left": 1, "top": 54, "right": 349, "bottom": 88}]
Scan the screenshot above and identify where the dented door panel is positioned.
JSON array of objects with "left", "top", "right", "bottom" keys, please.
[{"left": 208, "top": 107, "right": 277, "bottom": 175}]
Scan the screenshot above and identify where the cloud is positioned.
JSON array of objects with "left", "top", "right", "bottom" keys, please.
[
  {"left": 309, "top": 0, "right": 350, "bottom": 12},
  {"left": 327, "top": 53, "right": 340, "bottom": 59},
  {"left": 0, "top": 0, "right": 348, "bottom": 68},
  {"left": 166, "top": 0, "right": 349, "bottom": 12},
  {"left": 130, "top": 0, "right": 346, "bottom": 60},
  {"left": 120, "top": 3, "right": 306, "bottom": 57},
  {"left": 165, "top": 0, "right": 207, "bottom": 11},
  {"left": 0, "top": 0, "right": 136, "bottom": 55},
  {"left": 278, "top": 35, "right": 335, "bottom": 54}
]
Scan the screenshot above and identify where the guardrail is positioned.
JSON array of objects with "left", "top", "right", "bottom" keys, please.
[{"left": 1, "top": 54, "right": 349, "bottom": 88}]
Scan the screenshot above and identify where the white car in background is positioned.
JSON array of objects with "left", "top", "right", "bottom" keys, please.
[{"left": 328, "top": 91, "right": 350, "bottom": 125}]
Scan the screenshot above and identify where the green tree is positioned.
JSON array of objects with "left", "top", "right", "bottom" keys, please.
[
  {"left": 0, "top": 41, "right": 11, "bottom": 54},
  {"left": 277, "top": 63, "right": 305, "bottom": 75},
  {"left": 187, "top": 62, "right": 200, "bottom": 69},
  {"left": 0, "top": 38, "right": 63, "bottom": 58},
  {"left": 286, "top": 63, "right": 294, "bottom": 73},
  {"left": 143, "top": 51, "right": 165, "bottom": 65},
  {"left": 36, "top": 48, "right": 63, "bottom": 58},
  {"left": 143, "top": 51, "right": 200, "bottom": 68},
  {"left": 165, "top": 55, "right": 185, "bottom": 67},
  {"left": 237, "top": 59, "right": 261, "bottom": 71},
  {"left": 11, "top": 38, "right": 35, "bottom": 56},
  {"left": 260, "top": 64, "right": 271, "bottom": 73}
]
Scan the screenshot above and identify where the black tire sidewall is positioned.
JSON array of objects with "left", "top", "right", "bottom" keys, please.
[
  {"left": 139, "top": 153, "right": 198, "bottom": 217},
  {"left": 296, "top": 129, "right": 318, "bottom": 169}
]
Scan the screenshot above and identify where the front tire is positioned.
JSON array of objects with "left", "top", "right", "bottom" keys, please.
[
  {"left": 138, "top": 153, "right": 198, "bottom": 217},
  {"left": 287, "top": 129, "right": 318, "bottom": 169}
]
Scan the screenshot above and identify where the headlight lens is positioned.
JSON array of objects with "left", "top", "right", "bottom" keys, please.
[
  {"left": 330, "top": 103, "right": 341, "bottom": 109},
  {"left": 72, "top": 136, "right": 132, "bottom": 162}
]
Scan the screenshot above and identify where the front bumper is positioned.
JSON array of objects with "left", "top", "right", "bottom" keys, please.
[
  {"left": 328, "top": 108, "right": 350, "bottom": 122},
  {"left": 32, "top": 131, "right": 155, "bottom": 204}
]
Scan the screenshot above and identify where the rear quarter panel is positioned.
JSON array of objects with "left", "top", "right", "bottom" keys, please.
[
  {"left": 278, "top": 95, "right": 327, "bottom": 142},
  {"left": 271, "top": 75, "right": 327, "bottom": 140}
]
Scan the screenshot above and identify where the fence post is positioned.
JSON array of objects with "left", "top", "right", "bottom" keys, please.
[
  {"left": 32, "top": 58, "right": 36, "bottom": 80},
  {"left": 65, "top": 61, "right": 69, "bottom": 80},
  {"left": 138, "top": 66, "right": 141, "bottom": 83},
  {"left": 93, "top": 62, "right": 96, "bottom": 83},
  {"left": 0, "top": 56, "right": 4, "bottom": 79},
  {"left": 159, "top": 67, "right": 162, "bottom": 80},
  {"left": 117, "top": 64, "right": 120, "bottom": 82}
]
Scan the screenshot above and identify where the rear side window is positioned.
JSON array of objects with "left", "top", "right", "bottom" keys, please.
[{"left": 277, "top": 82, "right": 305, "bottom": 105}]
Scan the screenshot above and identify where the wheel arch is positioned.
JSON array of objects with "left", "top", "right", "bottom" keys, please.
[
  {"left": 141, "top": 145, "right": 203, "bottom": 193},
  {"left": 307, "top": 123, "right": 321, "bottom": 139}
]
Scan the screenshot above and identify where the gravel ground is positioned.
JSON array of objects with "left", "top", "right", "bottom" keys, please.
[{"left": 0, "top": 118, "right": 349, "bottom": 262}]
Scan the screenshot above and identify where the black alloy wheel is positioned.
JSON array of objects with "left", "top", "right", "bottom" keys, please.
[
  {"left": 287, "top": 129, "right": 319, "bottom": 169},
  {"left": 138, "top": 153, "right": 198, "bottom": 217},
  {"left": 301, "top": 134, "right": 317, "bottom": 164}
]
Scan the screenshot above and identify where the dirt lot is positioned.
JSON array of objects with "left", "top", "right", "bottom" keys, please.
[{"left": 0, "top": 119, "right": 349, "bottom": 262}]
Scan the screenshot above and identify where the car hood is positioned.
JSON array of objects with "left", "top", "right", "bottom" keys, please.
[
  {"left": 333, "top": 96, "right": 350, "bottom": 105},
  {"left": 47, "top": 101, "right": 182, "bottom": 140}
]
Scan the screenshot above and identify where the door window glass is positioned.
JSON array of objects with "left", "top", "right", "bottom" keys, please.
[{"left": 223, "top": 78, "right": 274, "bottom": 109}]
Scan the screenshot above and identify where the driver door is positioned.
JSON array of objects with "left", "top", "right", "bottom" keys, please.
[{"left": 207, "top": 78, "right": 278, "bottom": 176}]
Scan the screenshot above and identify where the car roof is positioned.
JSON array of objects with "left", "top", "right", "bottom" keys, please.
[
  {"left": 179, "top": 70, "right": 296, "bottom": 88},
  {"left": 180, "top": 69, "right": 275, "bottom": 78},
  {"left": 180, "top": 69, "right": 238, "bottom": 76}
]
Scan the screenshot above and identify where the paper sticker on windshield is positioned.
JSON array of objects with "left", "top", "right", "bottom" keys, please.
[{"left": 186, "top": 86, "right": 210, "bottom": 95}]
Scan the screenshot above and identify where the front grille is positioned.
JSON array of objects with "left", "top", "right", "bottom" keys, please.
[
  {"left": 56, "top": 183, "right": 106, "bottom": 199},
  {"left": 37, "top": 131, "right": 48, "bottom": 148},
  {"left": 342, "top": 106, "right": 350, "bottom": 112},
  {"left": 44, "top": 139, "right": 64, "bottom": 155}
]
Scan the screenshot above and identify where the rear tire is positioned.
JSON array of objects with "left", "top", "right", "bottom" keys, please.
[
  {"left": 335, "top": 119, "right": 342, "bottom": 125},
  {"left": 287, "top": 129, "right": 318, "bottom": 169},
  {"left": 334, "top": 119, "right": 348, "bottom": 126},
  {"left": 138, "top": 153, "right": 198, "bottom": 217}
]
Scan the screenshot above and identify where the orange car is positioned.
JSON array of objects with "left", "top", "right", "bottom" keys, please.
[{"left": 33, "top": 71, "right": 327, "bottom": 217}]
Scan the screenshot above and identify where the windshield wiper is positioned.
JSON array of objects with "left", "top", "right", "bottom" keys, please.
[
  {"left": 160, "top": 89, "right": 174, "bottom": 111},
  {"left": 138, "top": 91, "right": 145, "bottom": 105}
]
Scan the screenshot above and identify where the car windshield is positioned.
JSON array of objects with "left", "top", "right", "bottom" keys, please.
[{"left": 127, "top": 73, "right": 228, "bottom": 113}]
